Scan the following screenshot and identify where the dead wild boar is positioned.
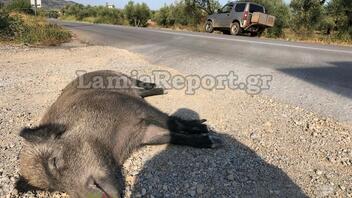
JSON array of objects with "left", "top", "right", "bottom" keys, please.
[{"left": 19, "top": 70, "right": 222, "bottom": 198}]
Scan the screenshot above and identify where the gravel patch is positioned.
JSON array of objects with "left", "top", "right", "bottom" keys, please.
[{"left": 0, "top": 43, "right": 351, "bottom": 198}]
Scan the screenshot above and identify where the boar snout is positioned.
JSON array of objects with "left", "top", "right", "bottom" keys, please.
[{"left": 85, "top": 176, "right": 122, "bottom": 198}]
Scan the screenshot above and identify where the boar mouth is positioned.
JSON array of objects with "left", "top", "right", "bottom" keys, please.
[
  {"left": 93, "top": 180, "right": 109, "bottom": 197},
  {"left": 88, "top": 177, "right": 120, "bottom": 198}
]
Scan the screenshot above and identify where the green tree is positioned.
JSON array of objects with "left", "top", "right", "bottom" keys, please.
[
  {"left": 290, "top": 0, "right": 325, "bottom": 33},
  {"left": 154, "top": 0, "right": 213, "bottom": 28},
  {"left": 192, "top": 0, "right": 220, "bottom": 14},
  {"left": 124, "top": 1, "right": 151, "bottom": 27},
  {"left": 154, "top": 4, "right": 172, "bottom": 26},
  {"left": 326, "top": 0, "right": 352, "bottom": 38}
]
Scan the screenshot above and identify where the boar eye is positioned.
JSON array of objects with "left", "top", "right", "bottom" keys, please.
[
  {"left": 48, "top": 157, "right": 64, "bottom": 174},
  {"left": 48, "top": 157, "right": 58, "bottom": 171}
]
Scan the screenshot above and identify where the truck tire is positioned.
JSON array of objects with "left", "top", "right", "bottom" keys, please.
[
  {"left": 205, "top": 21, "right": 214, "bottom": 33},
  {"left": 230, "top": 22, "right": 242, "bottom": 35}
]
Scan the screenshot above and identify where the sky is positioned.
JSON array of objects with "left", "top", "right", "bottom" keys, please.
[{"left": 72, "top": 0, "right": 292, "bottom": 10}]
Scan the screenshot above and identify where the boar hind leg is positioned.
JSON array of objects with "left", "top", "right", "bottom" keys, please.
[
  {"left": 142, "top": 121, "right": 222, "bottom": 149},
  {"left": 132, "top": 78, "right": 166, "bottom": 98},
  {"left": 138, "top": 88, "right": 165, "bottom": 98},
  {"left": 134, "top": 80, "right": 157, "bottom": 90}
]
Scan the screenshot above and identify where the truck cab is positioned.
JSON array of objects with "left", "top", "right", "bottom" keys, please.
[{"left": 205, "top": 1, "right": 270, "bottom": 36}]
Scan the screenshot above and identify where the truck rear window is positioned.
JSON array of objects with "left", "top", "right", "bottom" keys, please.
[
  {"left": 249, "top": 4, "right": 264, "bottom": 13},
  {"left": 235, "top": 3, "right": 246, "bottom": 12}
]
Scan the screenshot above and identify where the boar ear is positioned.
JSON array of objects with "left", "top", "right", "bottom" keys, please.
[{"left": 20, "top": 124, "right": 67, "bottom": 143}]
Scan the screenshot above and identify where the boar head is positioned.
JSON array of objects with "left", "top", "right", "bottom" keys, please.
[{"left": 19, "top": 124, "right": 123, "bottom": 198}]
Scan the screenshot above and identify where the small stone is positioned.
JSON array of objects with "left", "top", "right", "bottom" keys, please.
[
  {"left": 196, "top": 184, "right": 204, "bottom": 194},
  {"left": 141, "top": 188, "right": 147, "bottom": 196},
  {"left": 264, "top": 121, "right": 272, "bottom": 127},
  {"left": 315, "top": 170, "right": 323, "bottom": 175},
  {"left": 339, "top": 185, "right": 346, "bottom": 190},
  {"left": 135, "top": 193, "right": 142, "bottom": 198},
  {"left": 294, "top": 120, "right": 304, "bottom": 126},
  {"left": 189, "top": 190, "right": 196, "bottom": 197},
  {"left": 250, "top": 132, "right": 259, "bottom": 140},
  {"left": 227, "top": 174, "right": 235, "bottom": 181},
  {"left": 10, "top": 176, "right": 16, "bottom": 182},
  {"left": 126, "top": 175, "right": 134, "bottom": 184},
  {"left": 163, "top": 185, "right": 168, "bottom": 191},
  {"left": 317, "top": 185, "right": 334, "bottom": 197},
  {"left": 327, "top": 157, "right": 336, "bottom": 163}
]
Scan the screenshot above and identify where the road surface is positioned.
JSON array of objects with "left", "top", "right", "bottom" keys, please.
[{"left": 57, "top": 20, "right": 352, "bottom": 123}]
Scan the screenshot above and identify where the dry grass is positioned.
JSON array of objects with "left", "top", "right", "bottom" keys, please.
[
  {"left": 1, "top": 13, "right": 71, "bottom": 46},
  {"left": 263, "top": 29, "right": 352, "bottom": 46}
]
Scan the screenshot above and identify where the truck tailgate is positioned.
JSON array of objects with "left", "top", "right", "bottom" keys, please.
[{"left": 251, "top": 12, "right": 276, "bottom": 27}]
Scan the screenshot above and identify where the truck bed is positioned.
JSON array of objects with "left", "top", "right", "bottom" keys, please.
[{"left": 251, "top": 12, "right": 276, "bottom": 27}]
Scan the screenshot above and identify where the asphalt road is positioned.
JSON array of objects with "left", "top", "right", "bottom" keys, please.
[{"left": 57, "top": 20, "right": 352, "bottom": 123}]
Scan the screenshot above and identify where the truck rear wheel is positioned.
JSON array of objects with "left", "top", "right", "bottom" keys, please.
[
  {"left": 230, "top": 22, "right": 242, "bottom": 35},
  {"left": 205, "top": 21, "right": 214, "bottom": 33},
  {"left": 250, "top": 32, "right": 258, "bottom": 37},
  {"left": 251, "top": 28, "right": 265, "bottom": 37}
]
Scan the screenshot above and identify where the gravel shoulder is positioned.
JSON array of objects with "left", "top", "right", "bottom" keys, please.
[{"left": 0, "top": 41, "right": 351, "bottom": 198}]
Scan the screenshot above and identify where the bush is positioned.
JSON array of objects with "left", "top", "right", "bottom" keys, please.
[
  {"left": 0, "top": 10, "right": 17, "bottom": 39},
  {"left": 61, "top": 4, "right": 125, "bottom": 25},
  {"left": 18, "top": 23, "right": 71, "bottom": 45}
]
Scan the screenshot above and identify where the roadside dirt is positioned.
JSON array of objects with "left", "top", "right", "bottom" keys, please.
[{"left": 0, "top": 41, "right": 351, "bottom": 198}]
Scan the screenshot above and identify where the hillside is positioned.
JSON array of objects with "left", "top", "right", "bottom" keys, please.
[{"left": 0, "top": 0, "right": 76, "bottom": 9}]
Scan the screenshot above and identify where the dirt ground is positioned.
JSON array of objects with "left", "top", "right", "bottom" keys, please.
[{"left": 0, "top": 41, "right": 351, "bottom": 198}]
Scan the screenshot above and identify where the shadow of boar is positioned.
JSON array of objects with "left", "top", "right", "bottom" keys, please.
[{"left": 18, "top": 70, "right": 222, "bottom": 198}]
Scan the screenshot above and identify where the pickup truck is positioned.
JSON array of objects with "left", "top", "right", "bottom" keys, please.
[{"left": 205, "top": 1, "right": 276, "bottom": 36}]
